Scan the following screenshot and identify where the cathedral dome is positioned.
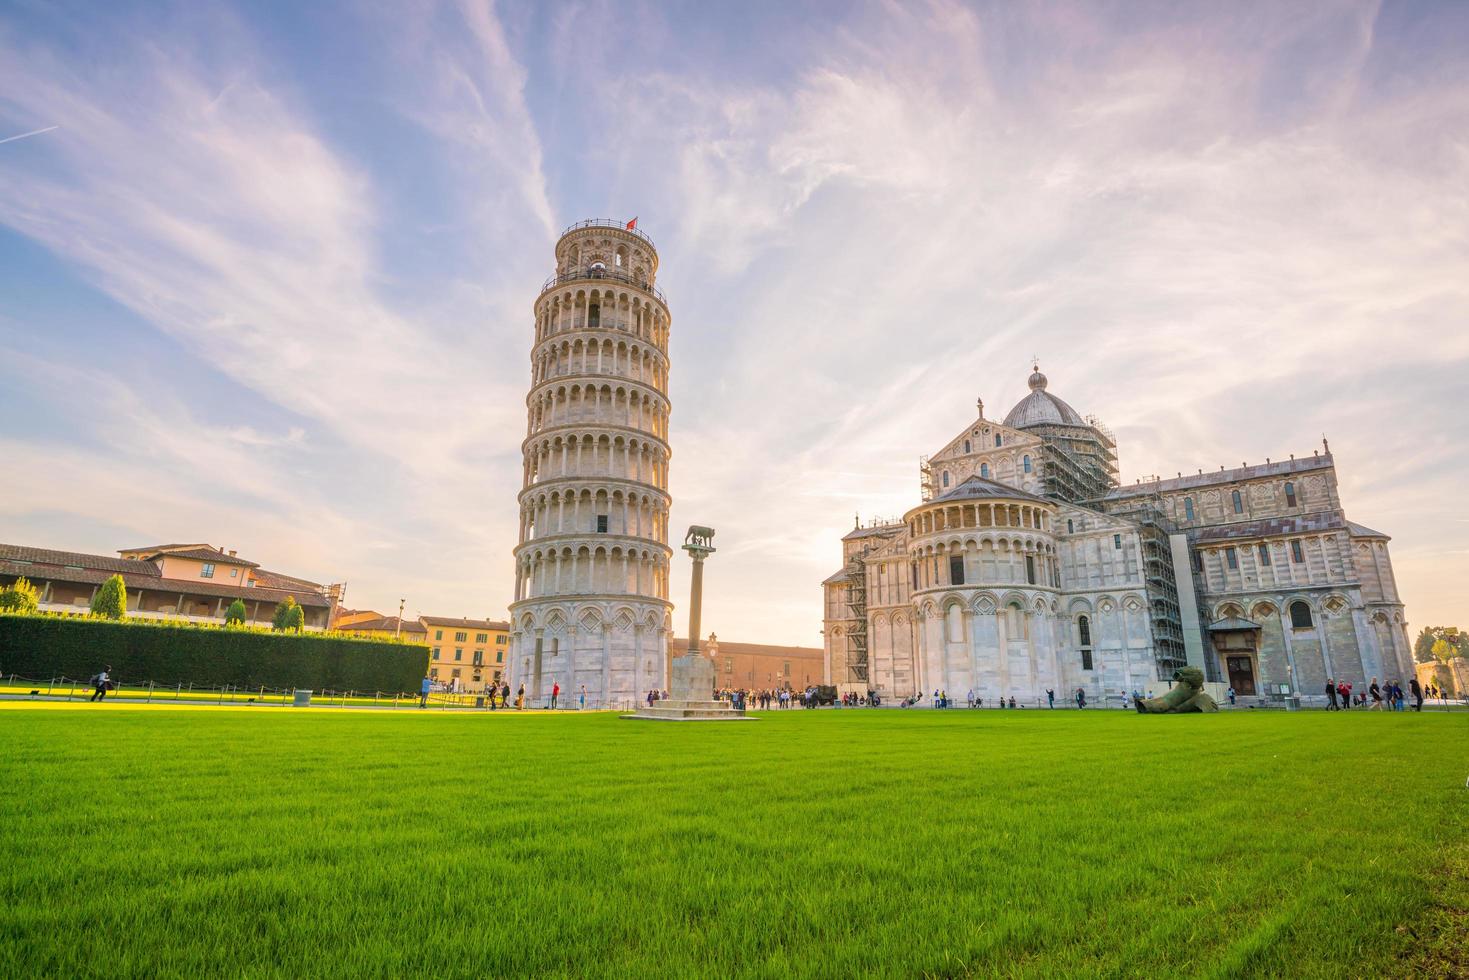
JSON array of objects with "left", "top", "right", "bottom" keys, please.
[{"left": 1003, "top": 367, "right": 1086, "bottom": 429}]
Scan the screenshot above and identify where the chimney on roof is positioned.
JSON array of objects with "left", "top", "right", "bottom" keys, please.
[
  {"left": 228, "top": 550, "right": 237, "bottom": 557},
  {"left": 1266, "top": 458, "right": 1270, "bottom": 464}
]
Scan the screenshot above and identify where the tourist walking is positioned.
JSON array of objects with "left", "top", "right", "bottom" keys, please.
[
  {"left": 515, "top": 684, "right": 525, "bottom": 710},
  {"left": 1325, "top": 680, "right": 1338, "bottom": 710},
  {"left": 501, "top": 681, "right": 511, "bottom": 709},
  {"left": 418, "top": 675, "right": 431, "bottom": 708},
  {"left": 1410, "top": 677, "right": 1423, "bottom": 712},
  {"left": 89, "top": 666, "right": 112, "bottom": 702},
  {"left": 1047, "top": 688, "right": 1055, "bottom": 708},
  {"left": 1369, "top": 678, "right": 1383, "bottom": 710},
  {"left": 1075, "top": 687, "right": 1086, "bottom": 709},
  {"left": 1226, "top": 686, "right": 1235, "bottom": 706},
  {"left": 550, "top": 681, "right": 560, "bottom": 710},
  {"left": 579, "top": 685, "right": 587, "bottom": 710}
]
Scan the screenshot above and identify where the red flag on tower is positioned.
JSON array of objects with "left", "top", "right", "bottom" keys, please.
[{"left": 626, "top": 217, "right": 638, "bottom": 230}]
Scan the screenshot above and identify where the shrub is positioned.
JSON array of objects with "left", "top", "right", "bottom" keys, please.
[
  {"left": 0, "top": 615, "right": 429, "bottom": 693},
  {"left": 225, "top": 599, "right": 247, "bottom": 625},
  {"left": 91, "top": 574, "right": 128, "bottom": 620},
  {"left": 0, "top": 577, "right": 40, "bottom": 615},
  {"left": 272, "top": 596, "right": 298, "bottom": 631},
  {"left": 285, "top": 603, "right": 305, "bottom": 633}
]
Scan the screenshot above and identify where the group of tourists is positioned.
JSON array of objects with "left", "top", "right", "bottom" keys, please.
[
  {"left": 713, "top": 688, "right": 803, "bottom": 710},
  {"left": 1324, "top": 676, "right": 1426, "bottom": 711},
  {"left": 420, "top": 678, "right": 526, "bottom": 710}
]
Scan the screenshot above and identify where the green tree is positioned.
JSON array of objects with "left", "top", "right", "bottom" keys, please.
[
  {"left": 1414, "top": 626, "right": 1467, "bottom": 664},
  {"left": 90, "top": 574, "right": 128, "bottom": 620},
  {"left": 285, "top": 603, "right": 305, "bottom": 633},
  {"left": 0, "top": 576, "right": 40, "bottom": 615},
  {"left": 271, "top": 596, "right": 298, "bottom": 631},
  {"left": 224, "top": 599, "right": 248, "bottom": 626}
]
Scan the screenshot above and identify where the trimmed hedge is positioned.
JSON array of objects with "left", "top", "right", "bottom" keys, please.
[{"left": 0, "top": 616, "right": 429, "bottom": 693}]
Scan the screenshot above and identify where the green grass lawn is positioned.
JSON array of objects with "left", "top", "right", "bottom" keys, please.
[{"left": 1, "top": 706, "right": 1463, "bottom": 978}]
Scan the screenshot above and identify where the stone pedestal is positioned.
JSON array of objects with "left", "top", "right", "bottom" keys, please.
[{"left": 622, "top": 653, "right": 755, "bottom": 722}]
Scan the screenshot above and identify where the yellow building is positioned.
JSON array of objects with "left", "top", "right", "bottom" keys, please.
[{"left": 421, "top": 616, "right": 511, "bottom": 693}]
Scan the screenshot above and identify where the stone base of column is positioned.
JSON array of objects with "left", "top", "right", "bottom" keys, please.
[{"left": 621, "top": 654, "right": 756, "bottom": 722}]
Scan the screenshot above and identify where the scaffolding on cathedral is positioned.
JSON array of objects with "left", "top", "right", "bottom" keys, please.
[
  {"left": 844, "top": 551, "right": 870, "bottom": 684},
  {"left": 1094, "top": 492, "right": 1189, "bottom": 679},
  {"left": 1031, "top": 420, "right": 1119, "bottom": 504}
]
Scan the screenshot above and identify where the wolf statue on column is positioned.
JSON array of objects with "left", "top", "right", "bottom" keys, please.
[{"left": 1135, "top": 667, "right": 1219, "bottom": 713}]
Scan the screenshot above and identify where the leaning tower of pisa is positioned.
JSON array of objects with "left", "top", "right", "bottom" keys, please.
[{"left": 509, "top": 219, "right": 673, "bottom": 709}]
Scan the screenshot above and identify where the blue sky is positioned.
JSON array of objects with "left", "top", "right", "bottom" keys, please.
[{"left": 2, "top": 0, "right": 1467, "bottom": 643}]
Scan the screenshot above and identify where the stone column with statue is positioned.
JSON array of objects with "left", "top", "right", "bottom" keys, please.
[{"left": 623, "top": 526, "right": 754, "bottom": 721}]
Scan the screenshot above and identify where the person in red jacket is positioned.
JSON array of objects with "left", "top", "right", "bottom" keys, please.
[{"left": 550, "top": 681, "right": 560, "bottom": 710}]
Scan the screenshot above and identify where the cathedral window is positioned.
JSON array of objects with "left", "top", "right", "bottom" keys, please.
[
  {"left": 949, "top": 555, "right": 965, "bottom": 585},
  {"left": 994, "top": 434, "right": 1002, "bottom": 447},
  {"left": 1226, "top": 547, "right": 1238, "bottom": 570},
  {"left": 1290, "top": 540, "right": 1305, "bottom": 563},
  {"left": 1067, "top": 519, "right": 1074, "bottom": 534},
  {"left": 1025, "top": 555, "right": 1036, "bottom": 584},
  {"left": 1113, "top": 534, "right": 1122, "bottom": 550},
  {"left": 963, "top": 440, "right": 971, "bottom": 453},
  {"left": 1081, "top": 650, "right": 1093, "bottom": 671},
  {"left": 942, "top": 471, "right": 950, "bottom": 488},
  {"left": 588, "top": 303, "right": 601, "bottom": 327},
  {"left": 1232, "top": 490, "right": 1243, "bottom": 514},
  {"left": 1284, "top": 481, "right": 1297, "bottom": 507},
  {"left": 1023, "top": 455, "right": 1032, "bottom": 473},
  {"left": 1077, "top": 616, "right": 1091, "bottom": 646},
  {"left": 596, "top": 515, "right": 609, "bottom": 533},
  {"left": 1184, "top": 497, "right": 1195, "bottom": 521},
  {"left": 1289, "top": 601, "right": 1313, "bottom": 629},
  {"left": 1258, "top": 543, "right": 1271, "bottom": 566},
  {"left": 980, "top": 463, "right": 989, "bottom": 478}
]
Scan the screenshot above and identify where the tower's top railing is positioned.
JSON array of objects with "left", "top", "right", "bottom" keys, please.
[
  {"left": 558, "top": 218, "right": 656, "bottom": 250},
  {"left": 539, "top": 267, "right": 667, "bottom": 305}
]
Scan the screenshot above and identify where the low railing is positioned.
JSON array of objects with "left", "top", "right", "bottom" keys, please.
[
  {"left": 540, "top": 267, "right": 667, "bottom": 305},
  {"left": 559, "top": 218, "right": 655, "bottom": 249}
]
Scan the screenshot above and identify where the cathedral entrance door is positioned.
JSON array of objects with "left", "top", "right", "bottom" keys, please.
[{"left": 1226, "top": 656, "right": 1256, "bottom": 696}]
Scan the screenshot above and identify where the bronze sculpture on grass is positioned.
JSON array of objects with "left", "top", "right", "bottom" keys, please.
[{"left": 1134, "top": 666, "right": 1219, "bottom": 713}]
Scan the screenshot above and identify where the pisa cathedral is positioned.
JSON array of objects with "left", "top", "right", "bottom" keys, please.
[
  {"left": 823, "top": 368, "right": 1413, "bottom": 704},
  {"left": 509, "top": 220, "right": 673, "bottom": 708}
]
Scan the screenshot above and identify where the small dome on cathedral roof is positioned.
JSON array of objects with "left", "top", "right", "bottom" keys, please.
[{"left": 1004, "top": 365, "right": 1086, "bottom": 429}]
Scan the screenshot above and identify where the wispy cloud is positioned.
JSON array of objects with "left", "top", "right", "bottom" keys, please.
[{"left": 1, "top": 0, "right": 1466, "bottom": 640}]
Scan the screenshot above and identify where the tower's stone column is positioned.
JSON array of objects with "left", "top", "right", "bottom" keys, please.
[{"left": 510, "top": 220, "right": 673, "bottom": 709}]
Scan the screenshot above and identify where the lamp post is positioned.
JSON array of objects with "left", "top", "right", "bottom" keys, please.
[{"left": 396, "top": 598, "right": 405, "bottom": 638}]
